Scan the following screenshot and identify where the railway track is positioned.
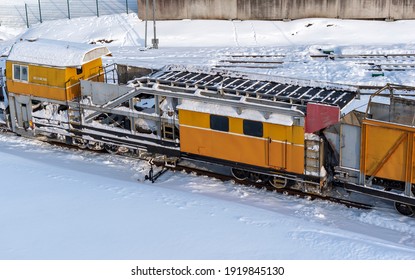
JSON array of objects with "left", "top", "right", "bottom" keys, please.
[
  {"left": 147, "top": 159, "right": 373, "bottom": 211},
  {"left": 311, "top": 52, "right": 415, "bottom": 73},
  {"left": 213, "top": 54, "right": 286, "bottom": 70},
  {"left": 214, "top": 52, "right": 415, "bottom": 73},
  {"left": 0, "top": 124, "right": 372, "bottom": 211}
]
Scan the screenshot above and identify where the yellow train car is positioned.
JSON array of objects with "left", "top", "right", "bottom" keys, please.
[
  {"left": 6, "top": 38, "right": 110, "bottom": 101},
  {"left": 178, "top": 100, "right": 305, "bottom": 176},
  {"left": 334, "top": 86, "right": 415, "bottom": 216},
  {"left": 361, "top": 119, "right": 415, "bottom": 185}
]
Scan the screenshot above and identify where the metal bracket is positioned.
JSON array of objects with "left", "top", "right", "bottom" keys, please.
[{"left": 144, "top": 158, "right": 168, "bottom": 183}]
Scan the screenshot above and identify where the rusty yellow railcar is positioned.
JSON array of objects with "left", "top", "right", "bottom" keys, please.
[
  {"left": 361, "top": 119, "right": 415, "bottom": 187},
  {"left": 6, "top": 38, "right": 110, "bottom": 101},
  {"left": 334, "top": 85, "right": 415, "bottom": 216}
]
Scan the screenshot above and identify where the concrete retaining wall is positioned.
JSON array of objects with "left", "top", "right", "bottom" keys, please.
[{"left": 137, "top": 0, "right": 415, "bottom": 20}]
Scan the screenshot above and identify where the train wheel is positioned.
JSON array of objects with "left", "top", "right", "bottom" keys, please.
[
  {"left": 248, "top": 172, "right": 260, "bottom": 182},
  {"left": 231, "top": 168, "right": 247, "bottom": 181},
  {"left": 117, "top": 146, "right": 130, "bottom": 154},
  {"left": 74, "top": 137, "right": 88, "bottom": 149},
  {"left": 269, "top": 177, "right": 288, "bottom": 189},
  {"left": 0, "top": 126, "right": 8, "bottom": 133},
  {"left": 87, "top": 141, "right": 104, "bottom": 151},
  {"left": 104, "top": 144, "right": 119, "bottom": 154},
  {"left": 394, "top": 202, "right": 415, "bottom": 217},
  {"left": 247, "top": 172, "right": 269, "bottom": 183}
]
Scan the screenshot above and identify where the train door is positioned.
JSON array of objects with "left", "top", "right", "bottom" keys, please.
[
  {"left": 340, "top": 124, "right": 361, "bottom": 170},
  {"left": 332, "top": 123, "right": 362, "bottom": 185},
  {"left": 267, "top": 123, "right": 305, "bottom": 175},
  {"left": 268, "top": 138, "right": 287, "bottom": 170}
]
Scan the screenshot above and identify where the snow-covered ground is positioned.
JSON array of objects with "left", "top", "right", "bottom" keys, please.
[
  {"left": 1, "top": 11, "right": 415, "bottom": 260},
  {"left": 1, "top": 134, "right": 415, "bottom": 260}
]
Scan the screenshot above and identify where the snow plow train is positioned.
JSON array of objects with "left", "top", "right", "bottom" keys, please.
[{"left": 1, "top": 39, "right": 415, "bottom": 216}]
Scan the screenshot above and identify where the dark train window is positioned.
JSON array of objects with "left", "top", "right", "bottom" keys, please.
[
  {"left": 13, "top": 64, "right": 20, "bottom": 80},
  {"left": 210, "top": 115, "right": 229, "bottom": 132},
  {"left": 21, "top": 66, "right": 28, "bottom": 81},
  {"left": 243, "top": 119, "right": 263, "bottom": 137},
  {"left": 13, "top": 64, "right": 28, "bottom": 82}
]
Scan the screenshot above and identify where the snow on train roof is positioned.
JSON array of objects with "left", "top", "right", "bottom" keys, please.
[
  {"left": 178, "top": 99, "right": 294, "bottom": 126},
  {"left": 7, "top": 38, "right": 111, "bottom": 67}
]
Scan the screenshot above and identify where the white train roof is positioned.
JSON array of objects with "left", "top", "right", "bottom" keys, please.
[
  {"left": 177, "top": 99, "right": 294, "bottom": 126},
  {"left": 7, "top": 38, "right": 111, "bottom": 67}
]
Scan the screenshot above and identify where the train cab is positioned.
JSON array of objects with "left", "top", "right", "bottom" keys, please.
[
  {"left": 4, "top": 38, "right": 110, "bottom": 135},
  {"left": 6, "top": 38, "right": 111, "bottom": 101}
]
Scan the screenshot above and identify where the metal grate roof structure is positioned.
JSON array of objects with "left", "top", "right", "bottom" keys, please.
[{"left": 146, "top": 69, "right": 357, "bottom": 113}]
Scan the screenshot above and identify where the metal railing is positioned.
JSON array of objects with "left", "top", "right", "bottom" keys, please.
[{"left": 0, "top": 0, "right": 138, "bottom": 28}]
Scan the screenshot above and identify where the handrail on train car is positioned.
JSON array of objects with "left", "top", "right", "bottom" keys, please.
[{"left": 364, "top": 83, "right": 415, "bottom": 118}]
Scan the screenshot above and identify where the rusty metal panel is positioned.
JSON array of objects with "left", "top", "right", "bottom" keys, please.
[{"left": 305, "top": 103, "right": 340, "bottom": 133}]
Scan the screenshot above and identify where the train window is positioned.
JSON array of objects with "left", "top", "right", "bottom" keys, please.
[
  {"left": 243, "top": 119, "right": 263, "bottom": 137},
  {"left": 21, "top": 66, "right": 28, "bottom": 81},
  {"left": 210, "top": 115, "right": 229, "bottom": 132},
  {"left": 13, "top": 64, "right": 28, "bottom": 82},
  {"left": 13, "top": 65, "right": 20, "bottom": 80}
]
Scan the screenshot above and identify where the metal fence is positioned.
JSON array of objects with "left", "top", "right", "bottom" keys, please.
[{"left": 0, "top": 0, "right": 138, "bottom": 28}]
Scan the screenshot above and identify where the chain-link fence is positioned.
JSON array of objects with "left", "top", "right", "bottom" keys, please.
[{"left": 0, "top": 0, "right": 138, "bottom": 28}]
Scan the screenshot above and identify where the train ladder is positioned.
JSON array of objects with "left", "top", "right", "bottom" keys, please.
[
  {"left": 304, "top": 137, "right": 325, "bottom": 192},
  {"left": 162, "top": 114, "right": 177, "bottom": 140},
  {"left": 162, "top": 122, "right": 175, "bottom": 140},
  {"left": 67, "top": 101, "right": 82, "bottom": 128},
  {"left": 304, "top": 139, "right": 321, "bottom": 175}
]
